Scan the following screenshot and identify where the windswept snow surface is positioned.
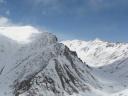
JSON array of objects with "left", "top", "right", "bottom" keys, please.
[
  {"left": 63, "top": 39, "right": 128, "bottom": 67},
  {"left": 0, "top": 27, "right": 128, "bottom": 96}
]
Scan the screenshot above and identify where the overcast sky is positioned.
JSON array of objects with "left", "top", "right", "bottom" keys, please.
[{"left": 0, "top": 0, "right": 128, "bottom": 42}]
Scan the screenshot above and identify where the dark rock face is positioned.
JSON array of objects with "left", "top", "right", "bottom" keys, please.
[
  {"left": 13, "top": 42, "right": 92, "bottom": 96},
  {"left": 14, "top": 79, "right": 32, "bottom": 96}
]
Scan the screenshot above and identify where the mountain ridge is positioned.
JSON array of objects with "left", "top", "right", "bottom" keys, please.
[
  {"left": 0, "top": 32, "right": 101, "bottom": 96},
  {"left": 0, "top": 31, "right": 128, "bottom": 96},
  {"left": 63, "top": 39, "right": 128, "bottom": 67}
]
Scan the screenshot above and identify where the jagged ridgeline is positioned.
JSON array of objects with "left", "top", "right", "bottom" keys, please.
[
  {"left": 0, "top": 32, "right": 99, "bottom": 96},
  {"left": 1, "top": 32, "right": 128, "bottom": 96}
]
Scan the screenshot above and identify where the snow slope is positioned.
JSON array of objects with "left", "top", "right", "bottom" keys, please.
[
  {"left": 63, "top": 39, "right": 128, "bottom": 67},
  {"left": 63, "top": 39, "right": 128, "bottom": 96},
  {"left": 1, "top": 27, "right": 128, "bottom": 96},
  {"left": 0, "top": 28, "right": 103, "bottom": 96}
]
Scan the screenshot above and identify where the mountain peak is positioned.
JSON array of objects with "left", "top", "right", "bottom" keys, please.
[
  {"left": 0, "top": 31, "right": 96, "bottom": 96},
  {"left": 63, "top": 39, "right": 128, "bottom": 67},
  {"left": 1, "top": 31, "right": 128, "bottom": 96},
  {"left": 93, "top": 38, "right": 103, "bottom": 42}
]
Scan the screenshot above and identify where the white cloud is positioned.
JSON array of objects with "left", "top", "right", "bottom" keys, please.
[
  {"left": 0, "top": 26, "right": 40, "bottom": 43},
  {"left": 0, "top": 17, "right": 42, "bottom": 43},
  {"left": 0, "top": 17, "right": 10, "bottom": 26}
]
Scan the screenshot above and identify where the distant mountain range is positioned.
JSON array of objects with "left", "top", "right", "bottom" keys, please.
[{"left": 63, "top": 39, "right": 128, "bottom": 67}]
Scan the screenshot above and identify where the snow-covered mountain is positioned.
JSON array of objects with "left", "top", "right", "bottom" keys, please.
[
  {"left": 0, "top": 28, "right": 104, "bottom": 96},
  {"left": 62, "top": 39, "right": 128, "bottom": 96},
  {"left": 63, "top": 39, "right": 128, "bottom": 67},
  {"left": 1, "top": 26, "right": 128, "bottom": 96}
]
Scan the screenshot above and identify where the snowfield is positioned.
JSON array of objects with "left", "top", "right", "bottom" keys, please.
[
  {"left": 63, "top": 39, "right": 128, "bottom": 67},
  {"left": 0, "top": 26, "right": 128, "bottom": 96}
]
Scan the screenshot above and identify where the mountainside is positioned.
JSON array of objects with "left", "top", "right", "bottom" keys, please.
[
  {"left": 0, "top": 32, "right": 103, "bottom": 96},
  {"left": 1, "top": 30, "right": 128, "bottom": 96},
  {"left": 63, "top": 39, "right": 128, "bottom": 96},
  {"left": 63, "top": 39, "right": 128, "bottom": 67}
]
